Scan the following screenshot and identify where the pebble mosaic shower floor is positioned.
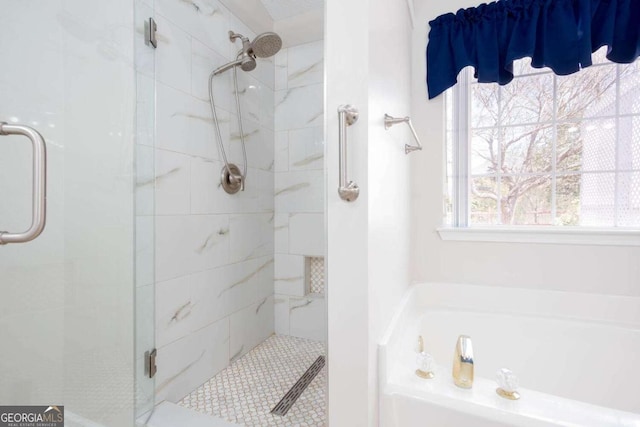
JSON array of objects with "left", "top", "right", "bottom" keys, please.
[{"left": 178, "top": 335, "right": 326, "bottom": 427}]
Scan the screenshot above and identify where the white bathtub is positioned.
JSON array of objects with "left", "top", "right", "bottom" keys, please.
[{"left": 379, "top": 283, "right": 640, "bottom": 427}]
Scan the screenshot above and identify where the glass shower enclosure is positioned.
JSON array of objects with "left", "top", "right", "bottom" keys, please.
[
  {"left": 1, "top": 0, "right": 329, "bottom": 425},
  {"left": 0, "top": 1, "right": 155, "bottom": 425}
]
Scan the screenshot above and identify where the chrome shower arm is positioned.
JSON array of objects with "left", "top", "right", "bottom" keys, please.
[{"left": 228, "top": 30, "right": 249, "bottom": 44}]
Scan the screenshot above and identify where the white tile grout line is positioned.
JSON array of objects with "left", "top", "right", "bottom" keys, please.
[{"left": 179, "top": 334, "right": 326, "bottom": 427}]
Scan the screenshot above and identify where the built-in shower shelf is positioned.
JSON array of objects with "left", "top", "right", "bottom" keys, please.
[{"left": 306, "top": 256, "right": 325, "bottom": 295}]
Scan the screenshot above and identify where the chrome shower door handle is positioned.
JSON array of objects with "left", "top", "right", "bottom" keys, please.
[
  {"left": 337, "top": 105, "right": 359, "bottom": 202},
  {"left": 0, "top": 122, "right": 47, "bottom": 245}
]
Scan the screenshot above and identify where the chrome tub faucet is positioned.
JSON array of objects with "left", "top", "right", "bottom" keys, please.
[{"left": 453, "top": 335, "right": 474, "bottom": 388}]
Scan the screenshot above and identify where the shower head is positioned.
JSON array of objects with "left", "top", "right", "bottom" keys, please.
[
  {"left": 240, "top": 56, "right": 256, "bottom": 72},
  {"left": 212, "top": 30, "right": 282, "bottom": 76},
  {"left": 250, "top": 32, "right": 282, "bottom": 58},
  {"left": 229, "top": 30, "right": 282, "bottom": 58}
]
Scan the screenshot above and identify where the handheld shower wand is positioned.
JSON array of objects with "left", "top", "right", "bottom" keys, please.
[{"left": 207, "top": 30, "right": 282, "bottom": 194}]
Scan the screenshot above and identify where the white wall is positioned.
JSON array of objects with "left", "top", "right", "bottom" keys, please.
[
  {"left": 273, "top": 39, "right": 327, "bottom": 341},
  {"left": 326, "top": 0, "right": 412, "bottom": 425},
  {"left": 410, "top": 0, "right": 640, "bottom": 296},
  {"left": 147, "top": 0, "right": 330, "bottom": 406},
  {"left": 367, "top": 0, "right": 413, "bottom": 425},
  {"left": 146, "top": 0, "right": 276, "bottom": 403},
  {"left": 325, "top": 0, "right": 371, "bottom": 418}
]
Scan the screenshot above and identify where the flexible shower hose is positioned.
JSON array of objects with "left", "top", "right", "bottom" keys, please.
[{"left": 208, "top": 56, "right": 248, "bottom": 187}]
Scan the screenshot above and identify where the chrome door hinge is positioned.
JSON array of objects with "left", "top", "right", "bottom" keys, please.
[
  {"left": 146, "top": 348, "right": 157, "bottom": 378},
  {"left": 145, "top": 17, "right": 157, "bottom": 49}
]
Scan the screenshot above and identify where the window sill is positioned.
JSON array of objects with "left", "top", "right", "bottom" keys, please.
[{"left": 437, "top": 226, "right": 640, "bottom": 246}]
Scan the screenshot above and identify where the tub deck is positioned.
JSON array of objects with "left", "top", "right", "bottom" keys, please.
[{"left": 379, "top": 283, "right": 640, "bottom": 427}]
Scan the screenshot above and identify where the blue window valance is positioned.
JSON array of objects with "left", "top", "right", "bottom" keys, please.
[{"left": 426, "top": 0, "right": 640, "bottom": 99}]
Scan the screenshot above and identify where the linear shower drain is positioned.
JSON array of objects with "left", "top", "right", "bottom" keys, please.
[{"left": 271, "top": 355, "right": 326, "bottom": 416}]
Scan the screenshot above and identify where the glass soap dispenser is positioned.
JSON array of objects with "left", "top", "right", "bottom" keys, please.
[{"left": 496, "top": 368, "right": 521, "bottom": 400}]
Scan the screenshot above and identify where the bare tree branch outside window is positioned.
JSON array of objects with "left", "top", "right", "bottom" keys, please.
[{"left": 447, "top": 47, "right": 640, "bottom": 227}]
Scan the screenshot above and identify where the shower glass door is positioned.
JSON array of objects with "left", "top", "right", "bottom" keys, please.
[
  {"left": 134, "top": 0, "right": 157, "bottom": 422},
  {"left": 0, "top": 1, "right": 152, "bottom": 425}
]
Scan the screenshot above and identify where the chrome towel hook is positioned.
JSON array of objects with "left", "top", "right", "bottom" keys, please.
[{"left": 384, "top": 114, "right": 422, "bottom": 154}]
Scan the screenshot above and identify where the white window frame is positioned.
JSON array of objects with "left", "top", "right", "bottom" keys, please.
[{"left": 439, "top": 67, "right": 640, "bottom": 246}]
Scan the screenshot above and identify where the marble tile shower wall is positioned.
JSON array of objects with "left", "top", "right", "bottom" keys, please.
[
  {"left": 146, "top": 0, "right": 276, "bottom": 403},
  {"left": 273, "top": 40, "right": 327, "bottom": 342}
]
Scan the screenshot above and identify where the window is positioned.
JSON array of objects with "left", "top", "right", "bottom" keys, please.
[{"left": 445, "top": 48, "right": 640, "bottom": 229}]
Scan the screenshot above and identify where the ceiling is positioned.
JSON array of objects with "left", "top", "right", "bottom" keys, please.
[
  {"left": 219, "top": 0, "right": 324, "bottom": 47},
  {"left": 259, "top": 0, "right": 323, "bottom": 21}
]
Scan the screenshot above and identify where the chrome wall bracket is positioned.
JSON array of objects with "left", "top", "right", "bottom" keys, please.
[
  {"left": 337, "top": 105, "right": 359, "bottom": 202},
  {"left": 0, "top": 121, "right": 47, "bottom": 245},
  {"left": 145, "top": 17, "right": 157, "bottom": 49},
  {"left": 384, "top": 114, "right": 423, "bottom": 154}
]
